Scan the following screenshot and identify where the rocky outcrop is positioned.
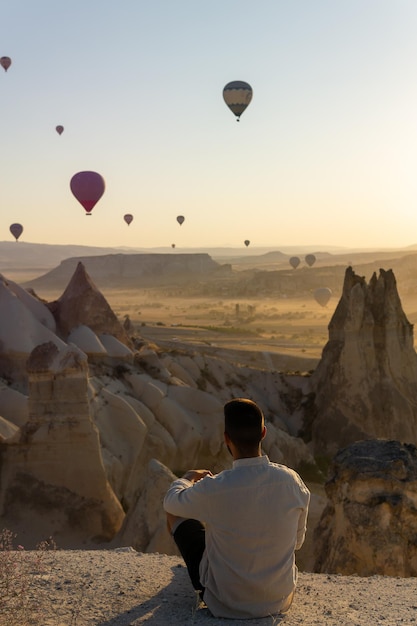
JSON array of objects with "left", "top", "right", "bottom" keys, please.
[
  {"left": 48, "top": 262, "right": 129, "bottom": 345},
  {"left": 0, "top": 277, "right": 66, "bottom": 391},
  {"left": 0, "top": 264, "right": 316, "bottom": 553},
  {"left": 306, "top": 267, "right": 417, "bottom": 457},
  {"left": 314, "top": 439, "right": 417, "bottom": 576},
  {"left": 0, "top": 342, "right": 124, "bottom": 547},
  {"left": 28, "top": 253, "right": 224, "bottom": 290}
]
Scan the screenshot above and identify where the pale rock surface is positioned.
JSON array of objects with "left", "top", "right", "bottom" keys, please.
[
  {"left": 117, "top": 459, "right": 180, "bottom": 555},
  {"left": 68, "top": 325, "right": 107, "bottom": 355},
  {"left": 0, "top": 342, "right": 124, "bottom": 547},
  {"left": 307, "top": 267, "right": 417, "bottom": 457},
  {"left": 263, "top": 421, "right": 315, "bottom": 469},
  {"left": 0, "top": 414, "right": 19, "bottom": 442},
  {"left": 0, "top": 274, "right": 56, "bottom": 332},
  {"left": 161, "top": 355, "right": 197, "bottom": 387},
  {"left": 314, "top": 439, "right": 417, "bottom": 576},
  {"left": 135, "top": 346, "right": 172, "bottom": 382},
  {"left": 93, "top": 386, "right": 148, "bottom": 500},
  {"left": 0, "top": 279, "right": 66, "bottom": 389},
  {"left": 99, "top": 333, "right": 134, "bottom": 359}
]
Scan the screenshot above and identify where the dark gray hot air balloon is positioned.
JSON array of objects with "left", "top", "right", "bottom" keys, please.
[
  {"left": 0, "top": 57, "right": 12, "bottom": 72},
  {"left": 314, "top": 287, "right": 332, "bottom": 307},
  {"left": 176, "top": 215, "right": 185, "bottom": 226},
  {"left": 244, "top": 240, "right": 250, "bottom": 247},
  {"left": 305, "top": 254, "right": 316, "bottom": 267},
  {"left": 289, "top": 256, "right": 300, "bottom": 269},
  {"left": 124, "top": 213, "right": 133, "bottom": 225},
  {"left": 223, "top": 81, "right": 253, "bottom": 121},
  {"left": 10, "top": 223, "right": 23, "bottom": 241},
  {"left": 56, "top": 125, "right": 64, "bottom": 135}
]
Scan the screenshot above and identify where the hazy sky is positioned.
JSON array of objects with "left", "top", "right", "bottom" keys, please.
[{"left": 1, "top": 1, "right": 417, "bottom": 250}]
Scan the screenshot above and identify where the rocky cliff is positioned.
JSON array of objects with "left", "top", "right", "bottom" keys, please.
[
  {"left": 0, "top": 342, "right": 124, "bottom": 546},
  {"left": 314, "top": 439, "right": 417, "bottom": 576},
  {"left": 27, "top": 253, "right": 225, "bottom": 290},
  {"left": 305, "top": 267, "right": 417, "bottom": 457},
  {"left": 0, "top": 264, "right": 315, "bottom": 550}
]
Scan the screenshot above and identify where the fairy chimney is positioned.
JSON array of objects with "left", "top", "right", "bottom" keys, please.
[
  {"left": 306, "top": 267, "right": 417, "bottom": 457},
  {"left": 48, "top": 261, "right": 130, "bottom": 345},
  {"left": 0, "top": 342, "right": 124, "bottom": 546}
]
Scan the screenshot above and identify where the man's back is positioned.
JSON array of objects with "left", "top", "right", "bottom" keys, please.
[{"left": 164, "top": 455, "right": 310, "bottom": 618}]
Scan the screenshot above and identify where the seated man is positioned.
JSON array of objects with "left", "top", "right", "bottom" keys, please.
[{"left": 164, "top": 397, "right": 310, "bottom": 619}]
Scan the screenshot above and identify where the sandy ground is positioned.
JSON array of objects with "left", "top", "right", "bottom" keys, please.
[{"left": 11, "top": 549, "right": 417, "bottom": 626}]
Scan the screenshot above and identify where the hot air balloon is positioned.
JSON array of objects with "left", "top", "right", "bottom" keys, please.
[
  {"left": 70, "top": 171, "right": 105, "bottom": 215},
  {"left": 305, "top": 254, "right": 316, "bottom": 267},
  {"left": 0, "top": 57, "right": 11, "bottom": 72},
  {"left": 10, "top": 223, "right": 23, "bottom": 241},
  {"left": 223, "top": 81, "right": 253, "bottom": 121},
  {"left": 56, "top": 125, "right": 64, "bottom": 135},
  {"left": 176, "top": 215, "right": 185, "bottom": 226},
  {"left": 314, "top": 287, "right": 332, "bottom": 307},
  {"left": 171, "top": 243, "right": 176, "bottom": 248},
  {"left": 244, "top": 240, "right": 250, "bottom": 247},
  {"left": 289, "top": 256, "right": 300, "bottom": 269},
  {"left": 124, "top": 213, "right": 133, "bottom": 226}
]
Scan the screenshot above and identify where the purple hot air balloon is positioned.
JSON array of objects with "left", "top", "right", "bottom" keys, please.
[
  {"left": 124, "top": 213, "right": 133, "bottom": 226},
  {"left": 70, "top": 171, "right": 105, "bottom": 215},
  {"left": 0, "top": 57, "right": 12, "bottom": 72},
  {"left": 56, "top": 125, "right": 64, "bottom": 135},
  {"left": 10, "top": 223, "right": 23, "bottom": 241}
]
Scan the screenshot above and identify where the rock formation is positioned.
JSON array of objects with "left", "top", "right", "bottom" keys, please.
[
  {"left": 314, "top": 439, "right": 417, "bottom": 576},
  {"left": 28, "top": 253, "right": 224, "bottom": 290},
  {"left": 0, "top": 276, "right": 66, "bottom": 391},
  {"left": 0, "top": 264, "right": 315, "bottom": 554},
  {"left": 0, "top": 342, "right": 124, "bottom": 547},
  {"left": 48, "top": 261, "right": 129, "bottom": 345},
  {"left": 305, "top": 267, "right": 417, "bottom": 457}
]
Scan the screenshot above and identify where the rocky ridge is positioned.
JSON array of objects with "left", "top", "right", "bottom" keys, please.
[{"left": 1, "top": 263, "right": 417, "bottom": 577}]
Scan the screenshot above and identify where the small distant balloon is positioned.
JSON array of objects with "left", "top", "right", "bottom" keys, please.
[
  {"left": 124, "top": 213, "right": 133, "bottom": 226},
  {"left": 305, "top": 254, "right": 316, "bottom": 267},
  {"left": 176, "top": 215, "right": 185, "bottom": 226},
  {"left": 223, "top": 81, "right": 253, "bottom": 121},
  {"left": 56, "top": 125, "right": 64, "bottom": 135},
  {"left": 10, "top": 223, "right": 23, "bottom": 241},
  {"left": 289, "top": 256, "right": 301, "bottom": 269},
  {"left": 314, "top": 287, "right": 332, "bottom": 307},
  {"left": 0, "top": 57, "right": 12, "bottom": 72},
  {"left": 171, "top": 243, "right": 176, "bottom": 248},
  {"left": 244, "top": 240, "right": 250, "bottom": 247},
  {"left": 70, "top": 171, "right": 105, "bottom": 215}
]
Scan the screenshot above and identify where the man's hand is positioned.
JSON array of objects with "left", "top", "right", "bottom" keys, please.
[{"left": 182, "top": 469, "right": 213, "bottom": 484}]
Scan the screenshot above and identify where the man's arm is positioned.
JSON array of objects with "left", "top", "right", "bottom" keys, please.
[
  {"left": 163, "top": 468, "right": 213, "bottom": 519},
  {"left": 181, "top": 469, "right": 213, "bottom": 483}
]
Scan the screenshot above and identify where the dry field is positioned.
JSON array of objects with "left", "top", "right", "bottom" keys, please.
[{"left": 10, "top": 265, "right": 417, "bottom": 371}]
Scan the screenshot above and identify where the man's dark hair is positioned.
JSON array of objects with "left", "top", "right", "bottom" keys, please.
[{"left": 224, "top": 398, "right": 264, "bottom": 453}]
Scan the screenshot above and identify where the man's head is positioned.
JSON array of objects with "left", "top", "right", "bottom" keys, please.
[{"left": 224, "top": 398, "right": 266, "bottom": 458}]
